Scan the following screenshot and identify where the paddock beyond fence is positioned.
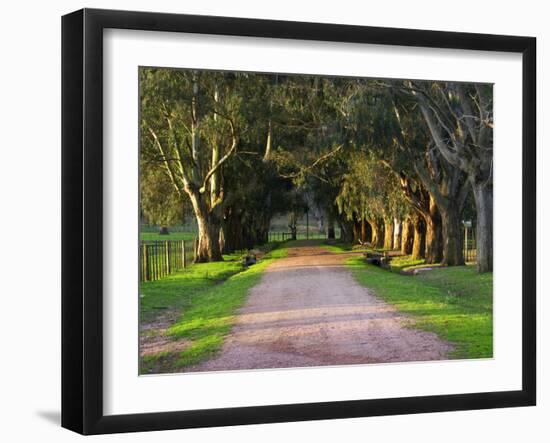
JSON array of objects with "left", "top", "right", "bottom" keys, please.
[{"left": 140, "top": 239, "right": 196, "bottom": 282}]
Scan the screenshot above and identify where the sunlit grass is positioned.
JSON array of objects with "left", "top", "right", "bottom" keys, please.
[
  {"left": 388, "top": 255, "right": 426, "bottom": 272},
  {"left": 346, "top": 257, "right": 493, "bottom": 359},
  {"left": 139, "top": 252, "right": 244, "bottom": 324},
  {"left": 139, "top": 245, "right": 288, "bottom": 373}
]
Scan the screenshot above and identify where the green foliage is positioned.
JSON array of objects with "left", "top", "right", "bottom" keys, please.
[
  {"left": 140, "top": 163, "right": 189, "bottom": 226},
  {"left": 347, "top": 258, "right": 493, "bottom": 359},
  {"left": 336, "top": 152, "right": 407, "bottom": 221}
]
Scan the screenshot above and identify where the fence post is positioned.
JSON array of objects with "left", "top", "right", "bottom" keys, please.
[
  {"left": 165, "top": 241, "right": 170, "bottom": 275},
  {"left": 144, "top": 243, "right": 149, "bottom": 281},
  {"left": 147, "top": 243, "right": 151, "bottom": 281},
  {"left": 464, "top": 226, "right": 468, "bottom": 262},
  {"left": 182, "top": 240, "right": 186, "bottom": 268},
  {"left": 154, "top": 242, "right": 158, "bottom": 280}
]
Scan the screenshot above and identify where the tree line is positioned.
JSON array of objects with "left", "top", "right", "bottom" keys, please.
[{"left": 140, "top": 68, "right": 493, "bottom": 272}]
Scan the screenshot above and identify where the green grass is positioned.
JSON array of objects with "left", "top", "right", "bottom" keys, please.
[
  {"left": 139, "top": 245, "right": 288, "bottom": 373},
  {"left": 346, "top": 257, "right": 493, "bottom": 359},
  {"left": 139, "top": 251, "right": 244, "bottom": 323},
  {"left": 388, "top": 255, "right": 427, "bottom": 272},
  {"left": 140, "top": 231, "right": 196, "bottom": 242}
]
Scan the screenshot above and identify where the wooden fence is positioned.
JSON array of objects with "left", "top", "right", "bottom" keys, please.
[{"left": 140, "top": 239, "right": 196, "bottom": 282}]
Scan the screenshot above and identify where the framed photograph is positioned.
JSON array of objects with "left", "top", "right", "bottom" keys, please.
[{"left": 61, "top": 8, "right": 536, "bottom": 435}]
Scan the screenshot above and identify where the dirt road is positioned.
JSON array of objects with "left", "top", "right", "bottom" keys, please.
[{"left": 189, "top": 242, "right": 452, "bottom": 372}]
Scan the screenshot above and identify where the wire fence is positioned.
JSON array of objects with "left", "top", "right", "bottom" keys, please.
[
  {"left": 140, "top": 239, "right": 196, "bottom": 282},
  {"left": 267, "top": 231, "right": 336, "bottom": 242},
  {"left": 267, "top": 232, "right": 325, "bottom": 242}
]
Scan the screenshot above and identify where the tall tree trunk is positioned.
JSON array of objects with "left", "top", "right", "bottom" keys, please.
[
  {"left": 393, "top": 218, "right": 402, "bottom": 250},
  {"left": 440, "top": 204, "right": 465, "bottom": 266},
  {"left": 352, "top": 216, "right": 361, "bottom": 244},
  {"left": 424, "top": 197, "right": 443, "bottom": 263},
  {"left": 412, "top": 216, "right": 426, "bottom": 260},
  {"left": 339, "top": 220, "right": 354, "bottom": 243},
  {"left": 473, "top": 182, "right": 493, "bottom": 272},
  {"left": 383, "top": 218, "right": 394, "bottom": 250},
  {"left": 401, "top": 218, "right": 414, "bottom": 255},
  {"left": 195, "top": 213, "right": 222, "bottom": 263},
  {"left": 221, "top": 209, "right": 245, "bottom": 253},
  {"left": 369, "top": 218, "right": 384, "bottom": 248},
  {"left": 361, "top": 218, "right": 372, "bottom": 244}
]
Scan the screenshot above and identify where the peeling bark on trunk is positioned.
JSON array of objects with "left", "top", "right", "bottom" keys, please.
[
  {"left": 401, "top": 219, "right": 414, "bottom": 255},
  {"left": 473, "top": 182, "right": 493, "bottom": 272}
]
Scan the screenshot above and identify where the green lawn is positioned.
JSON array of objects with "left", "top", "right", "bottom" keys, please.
[
  {"left": 388, "top": 255, "right": 429, "bottom": 272},
  {"left": 140, "top": 243, "right": 287, "bottom": 373},
  {"left": 140, "top": 231, "right": 196, "bottom": 242},
  {"left": 346, "top": 256, "right": 493, "bottom": 359},
  {"left": 140, "top": 251, "right": 244, "bottom": 324}
]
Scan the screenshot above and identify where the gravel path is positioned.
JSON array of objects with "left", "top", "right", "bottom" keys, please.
[{"left": 188, "top": 242, "right": 452, "bottom": 372}]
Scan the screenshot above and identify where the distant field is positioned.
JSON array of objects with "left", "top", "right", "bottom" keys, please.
[{"left": 140, "top": 231, "right": 196, "bottom": 242}]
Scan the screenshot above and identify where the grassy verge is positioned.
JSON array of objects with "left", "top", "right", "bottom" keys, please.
[
  {"left": 139, "top": 251, "right": 244, "bottom": 324},
  {"left": 387, "top": 255, "right": 427, "bottom": 272},
  {"left": 140, "top": 244, "right": 287, "bottom": 373},
  {"left": 346, "top": 257, "right": 493, "bottom": 359}
]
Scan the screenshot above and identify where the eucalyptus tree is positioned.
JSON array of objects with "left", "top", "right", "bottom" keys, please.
[
  {"left": 342, "top": 82, "right": 437, "bottom": 258},
  {"left": 268, "top": 75, "right": 358, "bottom": 240},
  {"left": 390, "top": 91, "right": 469, "bottom": 266},
  {"left": 348, "top": 81, "right": 468, "bottom": 265},
  {"left": 336, "top": 153, "right": 406, "bottom": 249},
  {"left": 140, "top": 68, "right": 276, "bottom": 262},
  {"left": 406, "top": 81, "right": 493, "bottom": 272}
]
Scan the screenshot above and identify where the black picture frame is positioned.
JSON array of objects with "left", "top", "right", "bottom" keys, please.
[{"left": 61, "top": 8, "right": 536, "bottom": 435}]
